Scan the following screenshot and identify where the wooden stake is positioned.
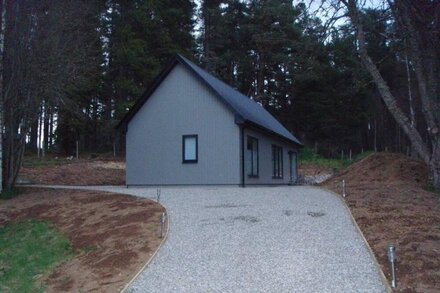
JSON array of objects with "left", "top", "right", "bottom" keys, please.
[
  {"left": 160, "top": 212, "right": 165, "bottom": 238},
  {"left": 342, "top": 180, "right": 346, "bottom": 197}
]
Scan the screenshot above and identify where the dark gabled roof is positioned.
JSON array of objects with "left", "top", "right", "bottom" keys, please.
[{"left": 118, "top": 54, "right": 302, "bottom": 146}]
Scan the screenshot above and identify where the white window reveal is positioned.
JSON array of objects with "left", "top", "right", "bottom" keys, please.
[{"left": 182, "top": 135, "right": 198, "bottom": 163}]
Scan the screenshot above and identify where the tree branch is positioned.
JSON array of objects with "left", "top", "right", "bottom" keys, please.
[{"left": 344, "top": 0, "right": 431, "bottom": 164}]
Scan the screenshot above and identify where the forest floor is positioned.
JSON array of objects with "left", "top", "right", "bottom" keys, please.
[
  {"left": 19, "top": 155, "right": 125, "bottom": 185},
  {"left": 0, "top": 188, "right": 164, "bottom": 292},
  {"left": 323, "top": 153, "right": 440, "bottom": 292}
]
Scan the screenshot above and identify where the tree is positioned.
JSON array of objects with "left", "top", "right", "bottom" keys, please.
[
  {"left": 51, "top": 0, "right": 196, "bottom": 154},
  {"left": 104, "top": 0, "right": 195, "bottom": 122},
  {"left": 199, "top": 0, "right": 224, "bottom": 71},
  {"left": 2, "top": 0, "right": 104, "bottom": 189},
  {"left": 197, "top": 1, "right": 375, "bottom": 155},
  {"left": 336, "top": 0, "right": 440, "bottom": 188},
  {"left": 0, "top": 0, "right": 5, "bottom": 192},
  {"left": 289, "top": 16, "right": 371, "bottom": 154},
  {"left": 94, "top": 0, "right": 195, "bottom": 154},
  {"left": 247, "top": 0, "right": 301, "bottom": 107}
]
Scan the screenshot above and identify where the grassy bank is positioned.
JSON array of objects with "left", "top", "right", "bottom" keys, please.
[
  {"left": 22, "top": 156, "right": 69, "bottom": 168},
  {"left": 298, "top": 147, "right": 373, "bottom": 171},
  {"left": 0, "top": 220, "right": 72, "bottom": 292}
]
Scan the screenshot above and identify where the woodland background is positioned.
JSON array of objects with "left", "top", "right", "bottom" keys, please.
[{"left": 1, "top": 0, "right": 439, "bottom": 189}]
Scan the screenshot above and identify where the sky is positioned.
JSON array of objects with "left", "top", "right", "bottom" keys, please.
[{"left": 193, "top": 0, "right": 386, "bottom": 32}]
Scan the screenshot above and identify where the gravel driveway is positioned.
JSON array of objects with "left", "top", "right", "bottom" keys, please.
[{"left": 63, "top": 185, "right": 386, "bottom": 293}]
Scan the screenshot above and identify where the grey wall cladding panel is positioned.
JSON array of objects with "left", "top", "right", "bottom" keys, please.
[
  {"left": 126, "top": 64, "right": 241, "bottom": 185},
  {"left": 243, "top": 128, "right": 298, "bottom": 185}
]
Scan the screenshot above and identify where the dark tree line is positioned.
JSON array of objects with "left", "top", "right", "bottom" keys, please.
[
  {"left": 197, "top": 1, "right": 415, "bottom": 156},
  {"left": 340, "top": 0, "right": 440, "bottom": 188},
  {"left": 1, "top": 0, "right": 103, "bottom": 189},
  {"left": 1, "top": 0, "right": 439, "bottom": 189}
]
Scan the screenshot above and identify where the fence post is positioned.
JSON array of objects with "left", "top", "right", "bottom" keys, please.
[{"left": 76, "top": 140, "right": 79, "bottom": 159}]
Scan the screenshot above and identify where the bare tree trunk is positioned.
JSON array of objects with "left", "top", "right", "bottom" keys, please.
[
  {"left": 29, "top": 119, "right": 38, "bottom": 151},
  {"left": 43, "top": 101, "right": 49, "bottom": 155},
  {"left": 48, "top": 109, "right": 53, "bottom": 147},
  {"left": 255, "top": 53, "right": 266, "bottom": 107},
  {"left": 2, "top": 0, "right": 35, "bottom": 190},
  {"left": 404, "top": 51, "right": 416, "bottom": 127},
  {"left": 374, "top": 119, "right": 377, "bottom": 152},
  {"left": 394, "top": 0, "right": 440, "bottom": 187},
  {"left": 4, "top": 108, "right": 27, "bottom": 190},
  {"left": 37, "top": 104, "right": 42, "bottom": 159},
  {"left": 0, "top": 0, "right": 5, "bottom": 191},
  {"left": 2, "top": 0, "right": 101, "bottom": 189},
  {"left": 393, "top": 1, "right": 439, "bottom": 133},
  {"left": 342, "top": 0, "right": 440, "bottom": 188},
  {"left": 343, "top": 1, "right": 428, "bottom": 156},
  {"left": 404, "top": 50, "right": 418, "bottom": 158},
  {"left": 431, "top": 144, "right": 440, "bottom": 188}
]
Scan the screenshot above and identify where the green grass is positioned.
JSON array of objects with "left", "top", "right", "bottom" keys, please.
[
  {"left": 0, "top": 220, "right": 72, "bottom": 293},
  {"left": 22, "top": 151, "right": 121, "bottom": 168},
  {"left": 298, "top": 147, "right": 374, "bottom": 171},
  {"left": 22, "top": 156, "right": 70, "bottom": 168}
]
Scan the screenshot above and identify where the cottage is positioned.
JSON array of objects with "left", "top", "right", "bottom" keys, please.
[{"left": 118, "top": 54, "right": 302, "bottom": 186}]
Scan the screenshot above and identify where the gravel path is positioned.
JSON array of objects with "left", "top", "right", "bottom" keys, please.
[{"left": 34, "top": 185, "right": 387, "bottom": 292}]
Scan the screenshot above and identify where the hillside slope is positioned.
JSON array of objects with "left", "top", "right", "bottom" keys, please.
[
  {"left": 19, "top": 158, "right": 125, "bottom": 185},
  {"left": 323, "top": 153, "right": 440, "bottom": 292}
]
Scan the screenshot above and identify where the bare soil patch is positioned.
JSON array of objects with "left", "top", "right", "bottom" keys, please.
[
  {"left": 299, "top": 164, "right": 335, "bottom": 184},
  {"left": 323, "top": 153, "right": 440, "bottom": 292},
  {"left": 0, "top": 188, "right": 164, "bottom": 292},
  {"left": 19, "top": 158, "right": 125, "bottom": 185},
  {"left": 299, "top": 164, "right": 334, "bottom": 176}
]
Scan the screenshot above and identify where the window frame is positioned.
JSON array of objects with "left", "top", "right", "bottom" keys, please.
[
  {"left": 182, "top": 134, "right": 198, "bottom": 163},
  {"left": 272, "top": 145, "right": 283, "bottom": 179},
  {"left": 246, "top": 136, "right": 259, "bottom": 178}
]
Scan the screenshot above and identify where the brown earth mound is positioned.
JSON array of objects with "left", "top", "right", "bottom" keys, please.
[
  {"left": 326, "top": 152, "right": 428, "bottom": 188},
  {"left": 324, "top": 153, "right": 440, "bottom": 292},
  {"left": 19, "top": 160, "right": 125, "bottom": 185},
  {"left": 0, "top": 188, "right": 164, "bottom": 292}
]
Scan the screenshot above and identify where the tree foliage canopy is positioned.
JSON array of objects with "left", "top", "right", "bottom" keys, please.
[{"left": 1, "top": 0, "right": 439, "bottom": 189}]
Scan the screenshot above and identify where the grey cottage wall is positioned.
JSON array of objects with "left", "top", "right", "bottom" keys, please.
[
  {"left": 243, "top": 128, "right": 298, "bottom": 185},
  {"left": 126, "top": 63, "right": 241, "bottom": 185}
]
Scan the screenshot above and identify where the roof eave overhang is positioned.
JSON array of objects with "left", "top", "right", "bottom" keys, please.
[
  {"left": 237, "top": 119, "right": 303, "bottom": 148},
  {"left": 116, "top": 54, "right": 303, "bottom": 149}
]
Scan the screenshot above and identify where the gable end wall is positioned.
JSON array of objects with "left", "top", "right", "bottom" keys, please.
[{"left": 126, "top": 64, "right": 241, "bottom": 185}]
